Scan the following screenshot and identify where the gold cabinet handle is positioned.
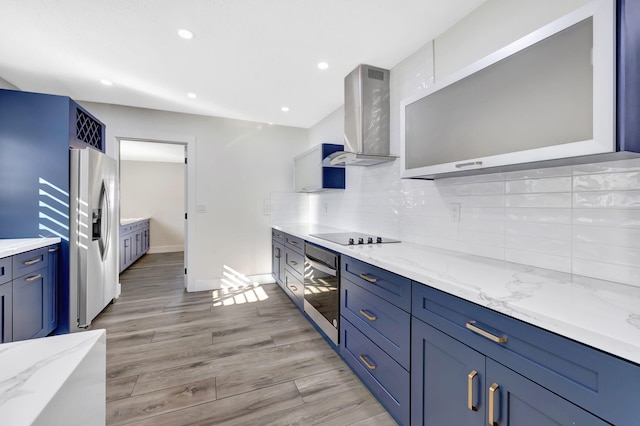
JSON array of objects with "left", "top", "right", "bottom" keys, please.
[
  {"left": 359, "top": 309, "right": 377, "bottom": 321},
  {"left": 467, "top": 370, "right": 478, "bottom": 411},
  {"left": 359, "top": 354, "right": 376, "bottom": 370},
  {"left": 289, "top": 240, "right": 298, "bottom": 246},
  {"left": 48, "top": 246, "right": 59, "bottom": 253},
  {"left": 489, "top": 383, "right": 499, "bottom": 426},
  {"left": 359, "top": 273, "right": 377, "bottom": 283},
  {"left": 466, "top": 321, "right": 508, "bottom": 343},
  {"left": 26, "top": 273, "right": 42, "bottom": 282},
  {"left": 290, "top": 285, "right": 298, "bottom": 292},
  {"left": 23, "top": 257, "right": 41, "bottom": 266},
  {"left": 290, "top": 260, "right": 298, "bottom": 265}
]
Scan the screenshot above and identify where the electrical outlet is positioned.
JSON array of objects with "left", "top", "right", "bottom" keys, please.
[{"left": 449, "top": 203, "right": 460, "bottom": 222}]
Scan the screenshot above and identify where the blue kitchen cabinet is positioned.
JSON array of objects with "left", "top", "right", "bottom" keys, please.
[
  {"left": 119, "top": 219, "right": 150, "bottom": 273},
  {"left": 45, "top": 244, "right": 60, "bottom": 334},
  {"left": 12, "top": 247, "right": 49, "bottom": 341},
  {"left": 0, "top": 89, "right": 105, "bottom": 334},
  {"left": 0, "top": 280, "right": 12, "bottom": 343},
  {"left": 412, "top": 319, "right": 607, "bottom": 426},
  {"left": 412, "top": 282, "right": 640, "bottom": 425},
  {"left": 340, "top": 256, "right": 411, "bottom": 425},
  {"left": 282, "top": 233, "right": 304, "bottom": 310},
  {"left": 271, "top": 230, "right": 284, "bottom": 288}
]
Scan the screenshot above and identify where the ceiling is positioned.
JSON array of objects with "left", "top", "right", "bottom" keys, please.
[{"left": 0, "top": 0, "right": 485, "bottom": 129}]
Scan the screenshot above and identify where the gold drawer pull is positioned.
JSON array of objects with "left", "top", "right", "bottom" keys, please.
[
  {"left": 467, "top": 370, "right": 478, "bottom": 411},
  {"left": 48, "top": 247, "right": 59, "bottom": 253},
  {"left": 359, "top": 354, "right": 376, "bottom": 370},
  {"left": 290, "top": 285, "right": 298, "bottom": 292},
  {"left": 289, "top": 260, "right": 298, "bottom": 265},
  {"left": 289, "top": 240, "right": 298, "bottom": 246},
  {"left": 466, "top": 321, "right": 507, "bottom": 343},
  {"left": 489, "top": 383, "right": 499, "bottom": 426},
  {"left": 23, "top": 257, "right": 41, "bottom": 266},
  {"left": 359, "top": 273, "right": 377, "bottom": 283},
  {"left": 359, "top": 309, "right": 377, "bottom": 321},
  {"left": 26, "top": 274, "right": 42, "bottom": 282}
]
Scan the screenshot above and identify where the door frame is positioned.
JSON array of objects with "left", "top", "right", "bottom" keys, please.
[{"left": 114, "top": 132, "right": 196, "bottom": 291}]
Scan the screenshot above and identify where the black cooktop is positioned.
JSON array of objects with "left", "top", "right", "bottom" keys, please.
[{"left": 310, "top": 232, "right": 400, "bottom": 246}]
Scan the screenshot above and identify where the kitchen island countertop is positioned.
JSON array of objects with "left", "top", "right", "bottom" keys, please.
[
  {"left": 0, "top": 329, "right": 106, "bottom": 426},
  {"left": 274, "top": 223, "right": 640, "bottom": 365}
]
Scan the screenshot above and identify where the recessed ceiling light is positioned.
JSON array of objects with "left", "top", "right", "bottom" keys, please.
[
  {"left": 178, "top": 29, "right": 194, "bottom": 40},
  {"left": 100, "top": 79, "right": 113, "bottom": 86},
  {"left": 187, "top": 92, "right": 197, "bottom": 99},
  {"left": 317, "top": 62, "right": 329, "bottom": 70},
  {"left": 281, "top": 106, "right": 290, "bottom": 112}
]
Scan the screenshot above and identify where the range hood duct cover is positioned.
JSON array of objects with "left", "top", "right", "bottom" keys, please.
[{"left": 329, "top": 64, "right": 396, "bottom": 167}]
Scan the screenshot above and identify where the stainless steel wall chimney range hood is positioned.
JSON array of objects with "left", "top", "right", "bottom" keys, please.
[{"left": 327, "top": 64, "right": 397, "bottom": 166}]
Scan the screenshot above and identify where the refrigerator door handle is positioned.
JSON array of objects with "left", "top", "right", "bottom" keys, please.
[{"left": 93, "top": 180, "right": 110, "bottom": 260}]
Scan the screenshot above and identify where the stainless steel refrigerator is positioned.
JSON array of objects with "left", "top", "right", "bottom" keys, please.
[{"left": 69, "top": 147, "right": 118, "bottom": 332}]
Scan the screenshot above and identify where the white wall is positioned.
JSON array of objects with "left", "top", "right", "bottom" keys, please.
[
  {"left": 80, "top": 102, "right": 307, "bottom": 291},
  {"left": 120, "top": 160, "right": 185, "bottom": 253},
  {"left": 273, "top": 0, "right": 640, "bottom": 288}
]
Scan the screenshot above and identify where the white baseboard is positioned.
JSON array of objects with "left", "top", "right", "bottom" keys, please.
[
  {"left": 189, "top": 274, "right": 276, "bottom": 292},
  {"left": 148, "top": 245, "right": 184, "bottom": 254}
]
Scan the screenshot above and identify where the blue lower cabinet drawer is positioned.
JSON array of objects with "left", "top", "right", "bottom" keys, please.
[
  {"left": 341, "top": 317, "right": 409, "bottom": 425},
  {"left": 283, "top": 268, "right": 304, "bottom": 310},
  {"left": 284, "top": 247, "right": 304, "bottom": 278},
  {"left": 341, "top": 278, "right": 410, "bottom": 370},
  {"left": 0, "top": 257, "right": 11, "bottom": 285},
  {"left": 12, "top": 247, "right": 48, "bottom": 279},
  {"left": 342, "top": 256, "right": 411, "bottom": 312}
]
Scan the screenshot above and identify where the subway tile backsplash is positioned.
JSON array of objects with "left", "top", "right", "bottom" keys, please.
[{"left": 272, "top": 157, "right": 640, "bottom": 287}]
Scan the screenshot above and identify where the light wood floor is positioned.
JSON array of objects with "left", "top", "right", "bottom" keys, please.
[{"left": 94, "top": 252, "right": 397, "bottom": 426}]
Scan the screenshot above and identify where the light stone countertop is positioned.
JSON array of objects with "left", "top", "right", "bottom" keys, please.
[
  {"left": 0, "top": 330, "right": 106, "bottom": 426},
  {"left": 0, "top": 238, "right": 61, "bottom": 259},
  {"left": 274, "top": 223, "right": 640, "bottom": 365},
  {"left": 120, "top": 217, "right": 150, "bottom": 226}
]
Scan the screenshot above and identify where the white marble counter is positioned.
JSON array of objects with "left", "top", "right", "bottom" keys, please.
[
  {"left": 274, "top": 223, "right": 640, "bottom": 365},
  {"left": 0, "top": 329, "right": 106, "bottom": 426},
  {"left": 0, "top": 238, "right": 61, "bottom": 259},
  {"left": 120, "top": 217, "right": 150, "bottom": 226}
]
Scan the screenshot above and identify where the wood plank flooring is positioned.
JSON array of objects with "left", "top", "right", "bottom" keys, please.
[{"left": 94, "top": 252, "right": 397, "bottom": 425}]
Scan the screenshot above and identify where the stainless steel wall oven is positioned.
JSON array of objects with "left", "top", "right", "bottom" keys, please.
[{"left": 303, "top": 242, "right": 340, "bottom": 345}]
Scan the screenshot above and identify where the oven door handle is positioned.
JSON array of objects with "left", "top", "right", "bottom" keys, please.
[{"left": 305, "top": 256, "right": 338, "bottom": 277}]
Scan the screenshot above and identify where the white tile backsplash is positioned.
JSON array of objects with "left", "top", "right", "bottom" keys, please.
[{"left": 272, "top": 156, "right": 640, "bottom": 287}]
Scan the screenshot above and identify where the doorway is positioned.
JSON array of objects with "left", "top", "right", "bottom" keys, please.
[{"left": 118, "top": 138, "right": 191, "bottom": 288}]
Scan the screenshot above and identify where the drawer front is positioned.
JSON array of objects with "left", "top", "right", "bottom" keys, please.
[
  {"left": 341, "top": 318, "right": 409, "bottom": 425},
  {"left": 12, "top": 266, "right": 46, "bottom": 341},
  {"left": 341, "top": 278, "right": 410, "bottom": 370},
  {"left": 120, "top": 223, "right": 133, "bottom": 235},
  {"left": 0, "top": 257, "right": 11, "bottom": 285},
  {"left": 342, "top": 256, "right": 411, "bottom": 312},
  {"left": 272, "top": 228, "right": 285, "bottom": 243},
  {"left": 283, "top": 268, "right": 304, "bottom": 309},
  {"left": 284, "top": 234, "right": 304, "bottom": 255},
  {"left": 284, "top": 247, "right": 304, "bottom": 278},
  {"left": 12, "top": 247, "right": 48, "bottom": 279},
  {"left": 412, "top": 282, "right": 640, "bottom": 426}
]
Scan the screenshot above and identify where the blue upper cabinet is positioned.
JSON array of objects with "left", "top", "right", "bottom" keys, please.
[
  {"left": 618, "top": 0, "right": 640, "bottom": 153},
  {"left": 294, "top": 143, "right": 345, "bottom": 192}
]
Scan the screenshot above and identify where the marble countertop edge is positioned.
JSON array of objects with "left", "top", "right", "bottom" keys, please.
[{"left": 0, "top": 238, "right": 62, "bottom": 259}]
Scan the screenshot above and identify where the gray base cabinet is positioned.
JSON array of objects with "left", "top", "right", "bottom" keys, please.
[
  {"left": 0, "top": 243, "right": 59, "bottom": 343},
  {"left": 271, "top": 230, "right": 285, "bottom": 288},
  {"left": 271, "top": 229, "right": 304, "bottom": 311},
  {"left": 120, "top": 219, "right": 150, "bottom": 273}
]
